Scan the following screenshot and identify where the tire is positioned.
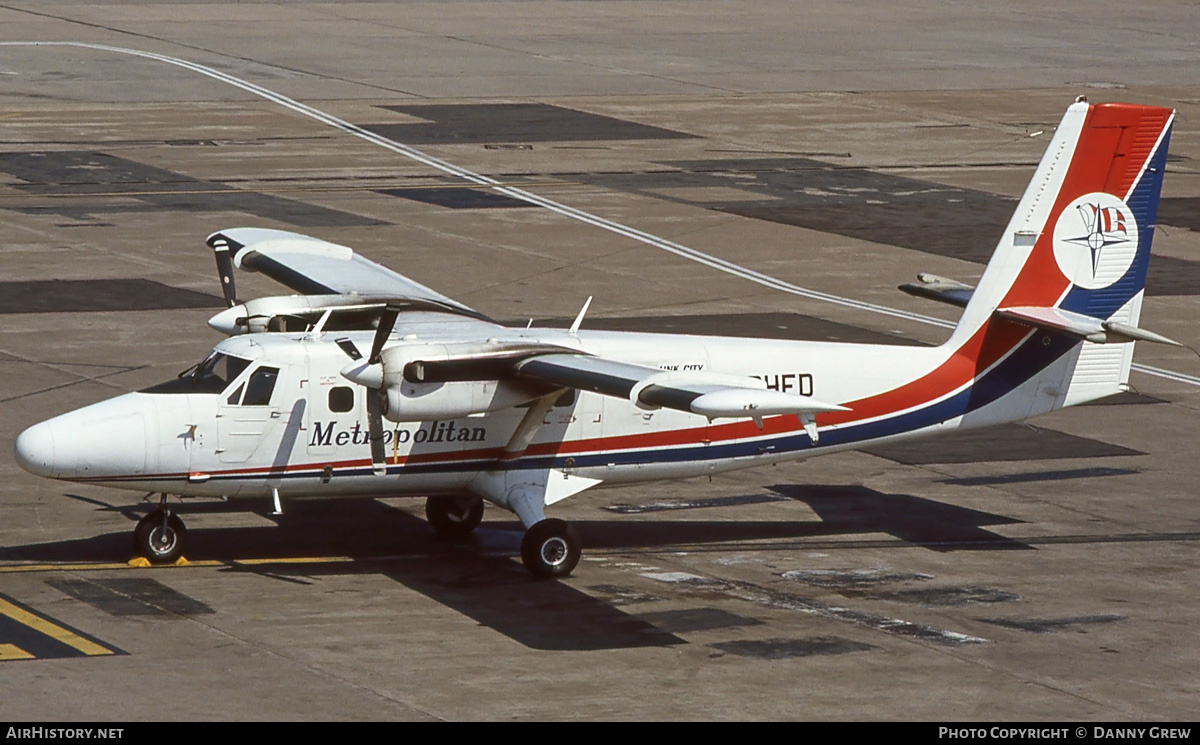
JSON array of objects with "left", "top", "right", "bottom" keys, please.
[
  {"left": 133, "top": 510, "right": 187, "bottom": 564},
  {"left": 520, "top": 518, "right": 581, "bottom": 579},
  {"left": 425, "top": 495, "right": 484, "bottom": 538}
]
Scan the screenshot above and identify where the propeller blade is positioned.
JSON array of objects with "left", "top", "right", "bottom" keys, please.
[
  {"left": 209, "top": 236, "right": 239, "bottom": 308},
  {"left": 367, "top": 389, "right": 387, "bottom": 475},
  {"left": 334, "top": 337, "right": 363, "bottom": 361},
  {"left": 369, "top": 305, "right": 401, "bottom": 365}
]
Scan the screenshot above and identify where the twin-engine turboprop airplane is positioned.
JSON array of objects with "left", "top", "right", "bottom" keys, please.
[{"left": 13, "top": 99, "right": 1181, "bottom": 577}]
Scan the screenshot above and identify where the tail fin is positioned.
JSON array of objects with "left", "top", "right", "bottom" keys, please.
[{"left": 948, "top": 98, "right": 1174, "bottom": 411}]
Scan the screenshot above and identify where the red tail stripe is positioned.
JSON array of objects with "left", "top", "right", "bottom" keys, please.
[{"left": 1001, "top": 104, "right": 1171, "bottom": 310}]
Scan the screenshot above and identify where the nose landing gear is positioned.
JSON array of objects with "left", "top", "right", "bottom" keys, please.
[{"left": 132, "top": 495, "right": 187, "bottom": 564}]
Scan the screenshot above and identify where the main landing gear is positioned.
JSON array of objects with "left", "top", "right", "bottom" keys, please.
[
  {"left": 520, "top": 518, "right": 581, "bottom": 579},
  {"left": 423, "top": 494, "right": 581, "bottom": 579},
  {"left": 425, "top": 495, "right": 484, "bottom": 538},
  {"left": 133, "top": 496, "right": 187, "bottom": 564}
]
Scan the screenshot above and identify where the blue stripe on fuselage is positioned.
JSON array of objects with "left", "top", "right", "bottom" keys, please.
[{"left": 201, "top": 328, "right": 1076, "bottom": 484}]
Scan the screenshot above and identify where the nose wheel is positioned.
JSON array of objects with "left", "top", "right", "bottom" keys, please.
[
  {"left": 425, "top": 495, "right": 485, "bottom": 537},
  {"left": 520, "top": 519, "right": 581, "bottom": 579},
  {"left": 133, "top": 508, "right": 187, "bottom": 564}
]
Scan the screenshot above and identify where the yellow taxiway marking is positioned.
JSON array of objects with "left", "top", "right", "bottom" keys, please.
[
  {"left": 0, "top": 560, "right": 220, "bottom": 573},
  {"left": 230, "top": 556, "right": 354, "bottom": 566},
  {"left": 0, "top": 597, "right": 112, "bottom": 656},
  {"left": 0, "top": 556, "right": 357, "bottom": 573},
  {"left": 0, "top": 643, "right": 35, "bottom": 661}
]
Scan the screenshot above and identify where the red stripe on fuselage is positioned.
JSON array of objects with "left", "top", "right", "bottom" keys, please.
[{"left": 819, "top": 319, "right": 1029, "bottom": 428}]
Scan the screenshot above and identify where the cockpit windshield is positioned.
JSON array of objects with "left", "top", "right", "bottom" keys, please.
[
  {"left": 191, "top": 353, "right": 251, "bottom": 392},
  {"left": 141, "top": 352, "right": 253, "bottom": 395}
]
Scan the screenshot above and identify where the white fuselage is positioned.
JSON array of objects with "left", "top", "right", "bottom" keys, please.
[{"left": 17, "top": 312, "right": 971, "bottom": 502}]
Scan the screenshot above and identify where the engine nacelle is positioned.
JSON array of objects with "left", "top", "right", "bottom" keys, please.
[
  {"left": 208, "top": 295, "right": 387, "bottom": 335},
  {"left": 377, "top": 341, "right": 562, "bottom": 422},
  {"left": 383, "top": 379, "right": 541, "bottom": 422}
]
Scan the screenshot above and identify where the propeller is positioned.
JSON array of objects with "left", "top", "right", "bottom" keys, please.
[
  {"left": 207, "top": 234, "right": 240, "bottom": 308},
  {"left": 370, "top": 305, "right": 401, "bottom": 365},
  {"left": 335, "top": 305, "right": 401, "bottom": 476}
]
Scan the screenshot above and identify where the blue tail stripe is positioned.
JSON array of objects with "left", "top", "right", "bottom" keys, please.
[{"left": 1060, "top": 126, "right": 1172, "bottom": 319}]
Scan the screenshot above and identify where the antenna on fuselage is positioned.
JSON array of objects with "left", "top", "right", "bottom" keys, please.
[
  {"left": 307, "top": 308, "right": 334, "bottom": 340},
  {"left": 568, "top": 296, "right": 593, "bottom": 335}
]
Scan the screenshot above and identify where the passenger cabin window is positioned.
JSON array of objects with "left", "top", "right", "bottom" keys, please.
[
  {"left": 241, "top": 367, "right": 280, "bottom": 406},
  {"left": 328, "top": 386, "right": 354, "bottom": 413}
]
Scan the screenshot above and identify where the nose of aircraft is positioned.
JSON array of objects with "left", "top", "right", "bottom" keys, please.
[
  {"left": 14, "top": 421, "right": 56, "bottom": 478},
  {"left": 13, "top": 394, "right": 152, "bottom": 481}
]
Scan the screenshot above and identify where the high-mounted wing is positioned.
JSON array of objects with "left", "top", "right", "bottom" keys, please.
[
  {"left": 512, "top": 353, "right": 847, "bottom": 436},
  {"left": 206, "top": 228, "right": 485, "bottom": 319}
]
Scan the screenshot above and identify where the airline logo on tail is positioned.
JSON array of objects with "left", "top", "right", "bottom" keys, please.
[{"left": 1052, "top": 192, "right": 1139, "bottom": 290}]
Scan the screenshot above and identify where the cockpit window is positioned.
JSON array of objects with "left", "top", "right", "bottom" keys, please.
[
  {"left": 241, "top": 367, "right": 279, "bottom": 406},
  {"left": 195, "top": 353, "right": 251, "bottom": 392},
  {"left": 140, "top": 352, "right": 253, "bottom": 395}
]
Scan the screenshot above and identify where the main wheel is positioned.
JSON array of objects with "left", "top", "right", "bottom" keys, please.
[
  {"left": 425, "top": 495, "right": 485, "bottom": 537},
  {"left": 133, "top": 510, "right": 187, "bottom": 564},
  {"left": 520, "top": 518, "right": 581, "bottom": 579}
]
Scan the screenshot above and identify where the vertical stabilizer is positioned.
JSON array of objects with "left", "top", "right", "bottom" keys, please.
[
  {"left": 951, "top": 100, "right": 1174, "bottom": 345},
  {"left": 941, "top": 100, "right": 1174, "bottom": 411}
]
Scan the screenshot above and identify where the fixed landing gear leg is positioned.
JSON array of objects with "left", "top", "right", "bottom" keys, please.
[
  {"left": 132, "top": 494, "right": 187, "bottom": 564},
  {"left": 502, "top": 487, "right": 582, "bottom": 579}
]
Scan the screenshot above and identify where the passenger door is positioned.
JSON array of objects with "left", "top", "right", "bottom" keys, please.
[{"left": 216, "top": 365, "right": 282, "bottom": 463}]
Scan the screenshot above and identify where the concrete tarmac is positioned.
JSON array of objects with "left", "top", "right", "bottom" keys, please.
[{"left": 0, "top": 1, "right": 1198, "bottom": 721}]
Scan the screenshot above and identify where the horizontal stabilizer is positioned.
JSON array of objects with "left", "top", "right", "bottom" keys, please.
[
  {"left": 899, "top": 273, "right": 975, "bottom": 308},
  {"left": 996, "top": 306, "right": 1181, "bottom": 346}
]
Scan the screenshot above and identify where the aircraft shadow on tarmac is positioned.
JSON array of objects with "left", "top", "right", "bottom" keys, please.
[
  {"left": 3, "top": 497, "right": 687, "bottom": 651},
  {"left": 0, "top": 485, "right": 1039, "bottom": 651},
  {"left": 578, "top": 484, "right": 1030, "bottom": 553}
]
